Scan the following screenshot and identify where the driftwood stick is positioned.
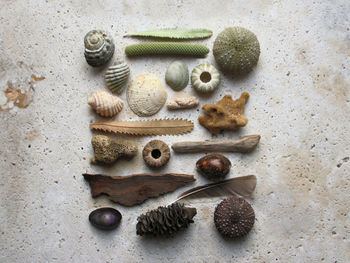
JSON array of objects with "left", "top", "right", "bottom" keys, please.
[
  {"left": 171, "top": 135, "right": 260, "bottom": 153},
  {"left": 83, "top": 173, "right": 195, "bottom": 206}
]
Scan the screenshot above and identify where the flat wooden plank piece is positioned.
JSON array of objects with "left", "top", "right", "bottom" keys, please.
[{"left": 83, "top": 173, "right": 195, "bottom": 206}]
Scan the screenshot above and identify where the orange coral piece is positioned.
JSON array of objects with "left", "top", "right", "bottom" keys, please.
[{"left": 198, "top": 92, "right": 250, "bottom": 135}]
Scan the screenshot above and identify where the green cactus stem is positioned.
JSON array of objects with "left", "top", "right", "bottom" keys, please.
[{"left": 125, "top": 42, "right": 209, "bottom": 57}]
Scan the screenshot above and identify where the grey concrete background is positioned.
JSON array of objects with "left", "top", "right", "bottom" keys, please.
[{"left": 0, "top": 0, "right": 349, "bottom": 262}]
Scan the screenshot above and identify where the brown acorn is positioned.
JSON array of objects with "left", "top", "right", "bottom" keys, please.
[
  {"left": 214, "top": 196, "right": 255, "bottom": 238},
  {"left": 196, "top": 154, "right": 231, "bottom": 181}
]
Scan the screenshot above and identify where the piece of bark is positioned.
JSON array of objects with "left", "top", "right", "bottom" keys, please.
[
  {"left": 83, "top": 173, "right": 195, "bottom": 206},
  {"left": 171, "top": 135, "right": 260, "bottom": 153}
]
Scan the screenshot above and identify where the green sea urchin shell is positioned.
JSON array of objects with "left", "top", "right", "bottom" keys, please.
[
  {"left": 105, "top": 60, "right": 130, "bottom": 94},
  {"left": 125, "top": 42, "right": 209, "bottom": 57},
  {"left": 191, "top": 63, "right": 220, "bottom": 93},
  {"left": 213, "top": 27, "right": 260, "bottom": 75},
  {"left": 165, "top": 61, "right": 189, "bottom": 91}
]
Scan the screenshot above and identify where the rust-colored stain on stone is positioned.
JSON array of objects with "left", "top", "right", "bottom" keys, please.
[
  {"left": 0, "top": 75, "right": 44, "bottom": 112},
  {"left": 0, "top": 81, "right": 34, "bottom": 111},
  {"left": 31, "top": 74, "right": 45, "bottom": 82}
]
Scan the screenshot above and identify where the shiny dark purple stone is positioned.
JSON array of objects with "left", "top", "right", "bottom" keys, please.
[{"left": 89, "top": 207, "right": 122, "bottom": 230}]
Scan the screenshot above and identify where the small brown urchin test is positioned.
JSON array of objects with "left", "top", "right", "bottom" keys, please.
[
  {"left": 142, "top": 140, "right": 171, "bottom": 167},
  {"left": 214, "top": 196, "right": 255, "bottom": 238}
]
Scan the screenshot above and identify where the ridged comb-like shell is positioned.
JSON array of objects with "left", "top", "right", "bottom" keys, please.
[
  {"left": 105, "top": 60, "right": 130, "bottom": 94},
  {"left": 84, "top": 30, "right": 115, "bottom": 67},
  {"left": 165, "top": 61, "right": 189, "bottom": 91},
  {"left": 127, "top": 74, "right": 167, "bottom": 117},
  {"left": 88, "top": 91, "right": 123, "bottom": 117},
  {"left": 191, "top": 63, "right": 220, "bottom": 93},
  {"left": 213, "top": 27, "right": 260, "bottom": 75}
]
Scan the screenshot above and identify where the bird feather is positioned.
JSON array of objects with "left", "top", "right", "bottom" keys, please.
[{"left": 174, "top": 175, "right": 256, "bottom": 203}]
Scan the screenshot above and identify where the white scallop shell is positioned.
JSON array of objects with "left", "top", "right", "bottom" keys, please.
[
  {"left": 165, "top": 61, "right": 189, "bottom": 91},
  {"left": 191, "top": 63, "right": 220, "bottom": 93},
  {"left": 167, "top": 96, "right": 199, "bottom": 110},
  {"left": 105, "top": 60, "right": 130, "bottom": 94},
  {"left": 88, "top": 91, "right": 123, "bottom": 117},
  {"left": 127, "top": 74, "right": 167, "bottom": 117},
  {"left": 84, "top": 30, "right": 115, "bottom": 67}
]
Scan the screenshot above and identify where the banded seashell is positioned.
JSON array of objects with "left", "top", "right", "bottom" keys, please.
[
  {"left": 84, "top": 30, "right": 115, "bottom": 67},
  {"left": 88, "top": 91, "right": 123, "bottom": 117},
  {"left": 191, "top": 63, "right": 220, "bottom": 93},
  {"left": 127, "top": 74, "right": 167, "bottom": 117},
  {"left": 105, "top": 60, "right": 130, "bottom": 94}
]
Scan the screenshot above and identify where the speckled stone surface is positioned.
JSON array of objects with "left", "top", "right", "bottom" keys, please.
[{"left": 0, "top": 1, "right": 349, "bottom": 262}]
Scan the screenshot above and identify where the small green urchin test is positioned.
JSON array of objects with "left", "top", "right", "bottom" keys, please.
[
  {"left": 125, "top": 42, "right": 209, "bottom": 57},
  {"left": 213, "top": 27, "right": 260, "bottom": 75}
]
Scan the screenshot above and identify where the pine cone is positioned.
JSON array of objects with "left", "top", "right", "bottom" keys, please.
[{"left": 136, "top": 203, "right": 197, "bottom": 236}]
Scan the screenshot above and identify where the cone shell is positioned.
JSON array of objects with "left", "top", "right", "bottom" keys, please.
[
  {"left": 105, "top": 60, "right": 130, "bottom": 94},
  {"left": 165, "top": 61, "right": 189, "bottom": 91},
  {"left": 84, "top": 30, "right": 115, "bottom": 67},
  {"left": 191, "top": 63, "right": 220, "bottom": 93},
  {"left": 127, "top": 74, "right": 167, "bottom": 117},
  {"left": 88, "top": 91, "right": 123, "bottom": 117}
]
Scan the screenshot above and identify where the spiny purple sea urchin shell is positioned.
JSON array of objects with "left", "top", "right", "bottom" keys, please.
[{"left": 214, "top": 196, "right": 255, "bottom": 238}]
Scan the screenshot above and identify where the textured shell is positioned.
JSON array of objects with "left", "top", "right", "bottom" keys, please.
[
  {"left": 191, "top": 63, "right": 220, "bottom": 93},
  {"left": 213, "top": 27, "right": 260, "bottom": 75},
  {"left": 88, "top": 91, "right": 123, "bottom": 117},
  {"left": 165, "top": 61, "right": 189, "bottom": 91},
  {"left": 167, "top": 96, "right": 199, "bottom": 110},
  {"left": 142, "top": 140, "right": 171, "bottom": 168},
  {"left": 127, "top": 74, "right": 167, "bottom": 117},
  {"left": 84, "top": 30, "right": 115, "bottom": 67},
  {"left": 105, "top": 60, "right": 130, "bottom": 94},
  {"left": 214, "top": 196, "right": 255, "bottom": 238}
]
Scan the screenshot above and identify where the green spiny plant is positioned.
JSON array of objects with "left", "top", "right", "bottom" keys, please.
[
  {"left": 124, "top": 28, "right": 212, "bottom": 39},
  {"left": 125, "top": 42, "right": 209, "bottom": 57}
]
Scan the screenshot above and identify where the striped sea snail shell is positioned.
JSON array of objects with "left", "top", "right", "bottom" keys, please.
[
  {"left": 105, "top": 60, "right": 130, "bottom": 94},
  {"left": 84, "top": 30, "right": 115, "bottom": 67},
  {"left": 165, "top": 61, "right": 189, "bottom": 91},
  {"left": 88, "top": 91, "right": 123, "bottom": 117},
  {"left": 213, "top": 27, "right": 260, "bottom": 75},
  {"left": 127, "top": 73, "right": 167, "bottom": 117},
  {"left": 191, "top": 63, "right": 220, "bottom": 93}
]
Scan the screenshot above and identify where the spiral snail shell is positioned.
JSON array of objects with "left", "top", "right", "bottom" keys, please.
[
  {"left": 84, "top": 30, "right": 115, "bottom": 67},
  {"left": 191, "top": 63, "right": 220, "bottom": 93},
  {"left": 105, "top": 60, "right": 130, "bottom": 94},
  {"left": 88, "top": 91, "right": 123, "bottom": 117}
]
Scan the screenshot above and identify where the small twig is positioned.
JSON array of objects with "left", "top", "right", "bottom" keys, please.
[{"left": 171, "top": 135, "right": 261, "bottom": 153}]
